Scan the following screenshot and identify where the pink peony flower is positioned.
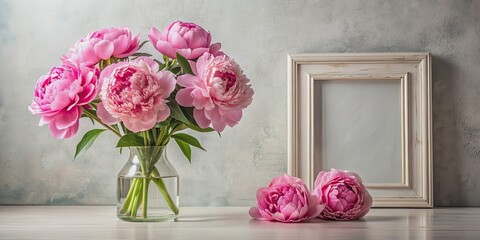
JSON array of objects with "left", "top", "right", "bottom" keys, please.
[
  {"left": 28, "top": 62, "right": 98, "bottom": 139},
  {"left": 312, "top": 169, "right": 372, "bottom": 220},
  {"left": 175, "top": 52, "right": 253, "bottom": 132},
  {"left": 62, "top": 27, "right": 140, "bottom": 67},
  {"left": 249, "top": 174, "right": 324, "bottom": 223},
  {"left": 97, "top": 57, "right": 176, "bottom": 132},
  {"left": 149, "top": 21, "right": 221, "bottom": 60}
]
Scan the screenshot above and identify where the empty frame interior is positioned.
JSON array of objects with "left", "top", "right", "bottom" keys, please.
[
  {"left": 288, "top": 53, "right": 432, "bottom": 207},
  {"left": 314, "top": 79, "right": 402, "bottom": 185}
]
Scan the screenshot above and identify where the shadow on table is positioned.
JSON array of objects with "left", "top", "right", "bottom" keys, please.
[
  {"left": 247, "top": 215, "right": 402, "bottom": 224},
  {"left": 175, "top": 216, "right": 233, "bottom": 222}
]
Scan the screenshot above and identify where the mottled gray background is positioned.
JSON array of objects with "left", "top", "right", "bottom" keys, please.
[{"left": 0, "top": 0, "right": 479, "bottom": 206}]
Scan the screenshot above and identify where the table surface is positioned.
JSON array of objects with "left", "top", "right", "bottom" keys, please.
[{"left": 1, "top": 206, "right": 480, "bottom": 240}]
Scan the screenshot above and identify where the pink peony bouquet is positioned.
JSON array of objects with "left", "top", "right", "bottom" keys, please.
[
  {"left": 29, "top": 21, "right": 253, "bottom": 149},
  {"left": 29, "top": 21, "right": 253, "bottom": 219}
]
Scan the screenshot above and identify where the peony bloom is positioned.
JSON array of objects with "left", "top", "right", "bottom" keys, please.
[
  {"left": 312, "top": 169, "right": 372, "bottom": 220},
  {"left": 97, "top": 57, "right": 176, "bottom": 132},
  {"left": 62, "top": 27, "right": 140, "bottom": 67},
  {"left": 175, "top": 52, "right": 253, "bottom": 132},
  {"left": 249, "top": 174, "right": 324, "bottom": 223},
  {"left": 29, "top": 62, "right": 98, "bottom": 139},
  {"left": 149, "top": 21, "right": 221, "bottom": 60}
]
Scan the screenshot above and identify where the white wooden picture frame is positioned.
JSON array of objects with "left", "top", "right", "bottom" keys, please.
[{"left": 287, "top": 53, "right": 432, "bottom": 207}]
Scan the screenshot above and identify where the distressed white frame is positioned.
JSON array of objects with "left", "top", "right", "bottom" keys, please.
[{"left": 288, "top": 53, "right": 432, "bottom": 207}]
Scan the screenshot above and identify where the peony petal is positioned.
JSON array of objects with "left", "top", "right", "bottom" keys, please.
[
  {"left": 258, "top": 209, "right": 275, "bottom": 221},
  {"left": 189, "top": 60, "right": 198, "bottom": 76},
  {"left": 169, "top": 32, "right": 188, "bottom": 49},
  {"left": 175, "top": 88, "right": 194, "bottom": 107},
  {"left": 211, "top": 121, "right": 226, "bottom": 132},
  {"left": 310, "top": 204, "right": 325, "bottom": 219},
  {"left": 148, "top": 27, "right": 161, "bottom": 45},
  {"left": 189, "top": 47, "right": 209, "bottom": 59},
  {"left": 156, "top": 105, "right": 170, "bottom": 122},
  {"left": 51, "top": 92, "right": 72, "bottom": 110},
  {"left": 96, "top": 102, "right": 120, "bottom": 125},
  {"left": 249, "top": 207, "right": 267, "bottom": 221},
  {"left": 193, "top": 109, "right": 211, "bottom": 128},
  {"left": 186, "top": 30, "right": 209, "bottom": 49},
  {"left": 77, "top": 84, "right": 96, "bottom": 105},
  {"left": 39, "top": 113, "right": 57, "bottom": 126},
  {"left": 177, "top": 74, "right": 197, "bottom": 88},
  {"left": 124, "top": 118, "right": 152, "bottom": 133},
  {"left": 55, "top": 106, "right": 81, "bottom": 130},
  {"left": 209, "top": 43, "right": 222, "bottom": 55},
  {"left": 177, "top": 48, "right": 193, "bottom": 59},
  {"left": 224, "top": 109, "right": 242, "bottom": 127},
  {"left": 194, "top": 52, "right": 211, "bottom": 80},
  {"left": 155, "top": 40, "right": 176, "bottom": 58},
  {"left": 256, "top": 187, "right": 269, "bottom": 203},
  {"left": 118, "top": 33, "right": 140, "bottom": 58},
  {"left": 48, "top": 122, "right": 67, "bottom": 139},
  {"left": 112, "top": 35, "right": 129, "bottom": 56},
  {"left": 281, "top": 204, "right": 297, "bottom": 220},
  {"left": 307, "top": 195, "right": 325, "bottom": 219},
  {"left": 93, "top": 40, "right": 114, "bottom": 60},
  {"left": 289, "top": 210, "right": 300, "bottom": 220},
  {"left": 157, "top": 70, "right": 176, "bottom": 96},
  {"left": 48, "top": 119, "right": 79, "bottom": 139},
  {"left": 205, "top": 108, "right": 227, "bottom": 132},
  {"left": 272, "top": 212, "right": 286, "bottom": 222},
  {"left": 135, "top": 57, "right": 159, "bottom": 73},
  {"left": 64, "top": 120, "right": 79, "bottom": 138},
  {"left": 191, "top": 89, "right": 210, "bottom": 109}
]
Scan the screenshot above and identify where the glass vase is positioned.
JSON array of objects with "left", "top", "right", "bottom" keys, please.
[{"left": 117, "top": 146, "right": 179, "bottom": 222}]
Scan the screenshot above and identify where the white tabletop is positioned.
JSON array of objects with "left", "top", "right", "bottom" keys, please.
[{"left": 1, "top": 206, "right": 480, "bottom": 239}]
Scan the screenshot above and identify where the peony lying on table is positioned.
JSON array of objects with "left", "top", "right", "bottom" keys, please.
[
  {"left": 250, "top": 170, "right": 372, "bottom": 223},
  {"left": 249, "top": 174, "right": 324, "bottom": 223},
  {"left": 312, "top": 169, "right": 372, "bottom": 221},
  {"left": 29, "top": 21, "right": 253, "bottom": 221}
]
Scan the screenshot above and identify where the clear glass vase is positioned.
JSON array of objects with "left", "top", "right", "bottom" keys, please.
[{"left": 117, "top": 146, "right": 179, "bottom": 222}]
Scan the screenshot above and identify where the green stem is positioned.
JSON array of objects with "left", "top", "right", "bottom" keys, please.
[
  {"left": 118, "top": 148, "right": 178, "bottom": 219},
  {"left": 156, "top": 127, "right": 168, "bottom": 146},
  {"left": 130, "top": 180, "right": 143, "bottom": 217},
  {"left": 142, "top": 178, "right": 150, "bottom": 218},
  {"left": 152, "top": 169, "right": 179, "bottom": 215},
  {"left": 120, "top": 178, "right": 138, "bottom": 214},
  {"left": 143, "top": 131, "right": 148, "bottom": 146}
]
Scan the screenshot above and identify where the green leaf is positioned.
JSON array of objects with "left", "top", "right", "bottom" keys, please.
[
  {"left": 181, "top": 107, "right": 197, "bottom": 125},
  {"left": 177, "top": 107, "right": 215, "bottom": 133},
  {"left": 172, "top": 133, "right": 205, "bottom": 151},
  {"left": 167, "top": 102, "right": 191, "bottom": 125},
  {"left": 170, "top": 66, "right": 182, "bottom": 74},
  {"left": 74, "top": 129, "right": 106, "bottom": 160},
  {"left": 116, "top": 133, "right": 145, "bottom": 148},
  {"left": 90, "top": 99, "right": 101, "bottom": 105},
  {"left": 172, "top": 123, "right": 188, "bottom": 132},
  {"left": 176, "top": 53, "right": 193, "bottom": 75},
  {"left": 138, "top": 40, "right": 149, "bottom": 50},
  {"left": 174, "top": 139, "right": 191, "bottom": 162},
  {"left": 155, "top": 59, "right": 166, "bottom": 70},
  {"left": 186, "top": 124, "right": 215, "bottom": 133},
  {"left": 155, "top": 118, "right": 171, "bottom": 128},
  {"left": 131, "top": 52, "right": 153, "bottom": 57}
]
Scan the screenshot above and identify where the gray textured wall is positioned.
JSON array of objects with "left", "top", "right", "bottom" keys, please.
[{"left": 0, "top": 0, "right": 479, "bottom": 206}]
